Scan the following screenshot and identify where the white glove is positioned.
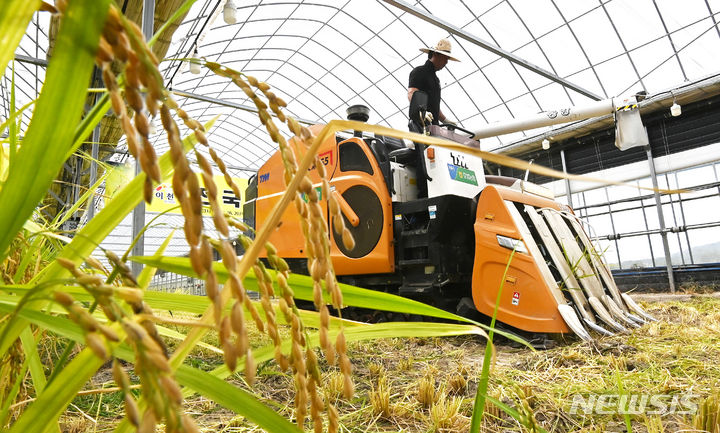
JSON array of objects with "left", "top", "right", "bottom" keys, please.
[
  {"left": 423, "top": 111, "right": 434, "bottom": 124},
  {"left": 443, "top": 118, "right": 457, "bottom": 126}
]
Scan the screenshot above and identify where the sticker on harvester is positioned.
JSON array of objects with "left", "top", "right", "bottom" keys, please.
[
  {"left": 512, "top": 291, "right": 520, "bottom": 306},
  {"left": 394, "top": 214, "right": 402, "bottom": 221},
  {"left": 301, "top": 186, "right": 322, "bottom": 203},
  {"left": 309, "top": 150, "right": 334, "bottom": 171},
  {"left": 318, "top": 150, "right": 333, "bottom": 165},
  {"left": 428, "top": 205, "right": 437, "bottom": 220},
  {"left": 447, "top": 163, "right": 478, "bottom": 186}
]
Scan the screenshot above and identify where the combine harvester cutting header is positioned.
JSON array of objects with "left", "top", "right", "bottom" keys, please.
[{"left": 243, "top": 95, "right": 656, "bottom": 343}]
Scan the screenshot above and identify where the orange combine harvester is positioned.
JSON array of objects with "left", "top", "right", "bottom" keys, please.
[{"left": 243, "top": 102, "right": 656, "bottom": 342}]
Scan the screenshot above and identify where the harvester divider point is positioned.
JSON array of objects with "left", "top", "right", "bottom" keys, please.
[
  {"left": 621, "top": 293, "right": 658, "bottom": 322},
  {"left": 583, "top": 318, "right": 615, "bottom": 336},
  {"left": 558, "top": 304, "right": 593, "bottom": 342}
]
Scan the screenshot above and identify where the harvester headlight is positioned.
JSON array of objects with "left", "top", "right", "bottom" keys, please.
[{"left": 496, "top": 235, "right": 528, "bottom": 254}]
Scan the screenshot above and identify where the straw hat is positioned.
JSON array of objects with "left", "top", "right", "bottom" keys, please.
[{"left": 420, "top": 38, "right": 460, "bottom": 61}]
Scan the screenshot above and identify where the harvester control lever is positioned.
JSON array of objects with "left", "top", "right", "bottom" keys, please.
[{"left": 441, "top": 123, "right": 474, "bottom": 138}]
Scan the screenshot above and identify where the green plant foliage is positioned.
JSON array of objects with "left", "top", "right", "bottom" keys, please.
[
  {"left": 0, "top": 0, "right": 110, "bottom": 263},
  {"left": 0, "top": 1, "right": 40, "bottom": 79},
  {"left": 0, "top": 287, "right": 489, "bottom": 433},
  {"left": 132, "top": 256, "right": 474, "bottom": 323},
  {"left": 470, "top": 249, "right": 515, "bottom": 433}
]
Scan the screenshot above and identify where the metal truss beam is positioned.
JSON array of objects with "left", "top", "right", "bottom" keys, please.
[
  {"left": 382, "top": 0, "right": 602, "bottom": 101},
  {"left": 14, "top": 54, "right": 48, "bottom": 67},
  {"left": 171, "top": 90, "right": 316, "bottom": 125}
]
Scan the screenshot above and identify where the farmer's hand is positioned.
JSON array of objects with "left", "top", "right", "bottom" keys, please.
[{"left": 423, "top": 111, "right": 434, "bottom": 124}]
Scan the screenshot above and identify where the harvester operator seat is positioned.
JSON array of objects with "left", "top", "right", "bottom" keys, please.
[
  {"left": 408, "top": 90, "right": 431, "bottom": 134},
  {"left": 376, "top": 135, "right": 406, "bottom": 152},
  {"left": 368, "top": 137, "right": 395, "bottom": 195},
  {"left": 376, "top": 135, "right": 414, "bottom": 164},
  {"left": 388, "top": 147, "right": 414, "bottom": 164}
]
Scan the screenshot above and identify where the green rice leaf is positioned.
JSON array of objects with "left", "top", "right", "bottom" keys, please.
[
  {"left": 137, "top": 229, "right": 176, "bottom": 288},
  {"left": 471, "top": 250, "right": 516, "bottom": 432},
  {"left": 133, "top": 256, "right": 535, "bottom": 347},
  {"left": 0, "top": 300, "right": 130, "bottom": 357},
  {"left": 0, "top": 0, "right": 110, "bottom": 263},
  {"left": 338, "top": 321, "right": 483, "bottom": 339},
  {"left": 190, "top": 321, "right": 485, "bottom": 398},
  {"left": 52, "top": 167, "right": 109, "bottom": 227},
  {"left": 1, "top": 284, "right": 359, "bottom": 331},
  {"left": 64, "top": 93, "right": 111, "bottom": 161},
  {"left": 0, "top": 1, "right": 40, "bottom": 78},
  {"left": 0, "top": 51, "right": 216, "bottom": 368},
  {"left": 10, "top": 348, "right": 105, "bottom": 433},
  {"left": 19, "top": 327, "right": 46, "bottom": 394},
  {"left": 132, "top": 256, "right": 472, "bottom": 323},
  {"left": 13, "top": 232, "right": 46, "bottom": 283},
  {"left": 9, "top": 63, "right": 17, "bottom": 161},
  {"left": 0, "top": 301, "right": 303, "bottom": 433},
  {"left": 1, "top": 292, "right": 484, "bottom": 433},
  {"left": 0, "top": 99, "right": 35, "bottom": 138},
  {"left": 22, "top": 220, "right": 72, "bottom": 244}
]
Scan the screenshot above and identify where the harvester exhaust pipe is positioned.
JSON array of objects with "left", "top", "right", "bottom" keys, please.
[
  {"left": 472, "top": 99, "right": 614, "bottom": 140},
  {"left": 346, "top": 104, "right": 370, "bottom": 137},
  {"left": 470, "top": 95, "right": 648, "bottom": 151}
]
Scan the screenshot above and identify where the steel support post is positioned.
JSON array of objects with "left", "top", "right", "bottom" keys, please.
[
  {"left": 638, "top": 188, "right": 657, "bottom": 267},
  {"left": 65, "top": 156, "right": 82, "bottom": 232},
  {"left": 560, "top": 149, "right": 574, "bottom": 208},
  {"left": 673, "top": 172, "right": 694, "bottom": 264},
  {"left": 88, "top": 69, "right": 101, "bottom": 220},
  {"left": 131, "top": 0, "right": 154, "bottom": 276},
  {"left": 604, "top": 187, "right": 622, "bottom": 267},
  {"left": 88, "top": 126, "right": 100, "bottom": 220},
  {"left": 646, "top": 144, "right": 676, "bottom": 293}
]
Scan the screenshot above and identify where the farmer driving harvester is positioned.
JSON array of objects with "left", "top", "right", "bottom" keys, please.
[
  {"left": 407, "top": 38, "right": 460, "bottom": 197},
  {"left": 407, "top": 38, "right": 459, "bottom": 133}
]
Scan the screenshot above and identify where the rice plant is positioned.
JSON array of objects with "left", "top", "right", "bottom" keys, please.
[
  {"left": 369, "top": 374, "right": 392, "bottom": 418},
  {"left": 0, "top": 2, "right": 493, "bottom": 432}
]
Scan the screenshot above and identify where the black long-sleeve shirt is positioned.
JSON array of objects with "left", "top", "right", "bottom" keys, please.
[{"left": 408, "top": 60, "right": 441, "bottom": 125}]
